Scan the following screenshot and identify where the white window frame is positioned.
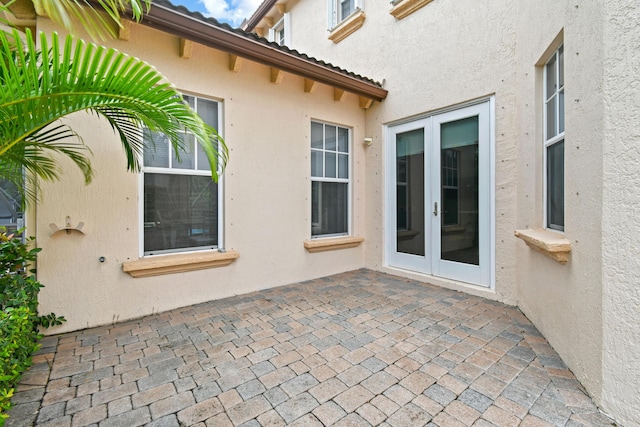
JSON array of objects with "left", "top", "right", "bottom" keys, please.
[
  {"left": 328, "top": 0, "right": 364, "bottom": 30},
  {"left": 310, "top": 121, "right": 352, "bottom": 238},
  {"left": 543, "top": 44, "right": 565, "bottom": 232},
  {"left": 139, "top": 94, "right": 224, "bottom": 256},
  {"left": 268, "top": 13, "right": 291, "bottom": 46}
]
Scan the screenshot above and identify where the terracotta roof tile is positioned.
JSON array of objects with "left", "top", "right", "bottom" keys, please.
[{"left": 151, "top": 0, "right": 385, "bottom": 91}]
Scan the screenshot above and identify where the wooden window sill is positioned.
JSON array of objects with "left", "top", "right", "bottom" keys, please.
[
  {"left": 328, "top": 10, "right": 366, "bottom": 43},
  {"left": 514, "top": 229, "right": 571, "bottom": 264},
  {"left": 122, "top": 250, "right": 239, "bottom": 278},
  {"left": 304, "top": 236, "right": 364, "bottom": 253},
  {"left": 390, "top": 0, "right": 434, "bottom": 20}
]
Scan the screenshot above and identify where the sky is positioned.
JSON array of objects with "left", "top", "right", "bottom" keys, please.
[{"left": 169, "top": 0, "right": 264, "bottom": 27}]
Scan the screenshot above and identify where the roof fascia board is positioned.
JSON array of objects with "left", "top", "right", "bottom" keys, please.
[
  {"left": 243, "top": 0, "right": 277, "bottom": 31},
  {"left": 141, "top": 4, "right": 387, "bottom": 101}
]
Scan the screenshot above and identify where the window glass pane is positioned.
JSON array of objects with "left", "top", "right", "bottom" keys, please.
[
  {"left": 546, "top": 94, "right": 557, "bottom": 139},
  {"left": 546, "top": 55, "right": 556, "bottom": 100},
  {"left": 144, "top": 173, "right": 218, "bottom": 253},
  {"left": 0, "top": 179, "right": 23, "bottom": 234},
  {"left": 172, "top": 133, "right": 195, "bottom": 170},
  {"left": 183, "top": 95, "right": 195, "bottom": 109},
  {"left": 197, "top": 98, "right": 218, "bottom": 127},
  {"left": 340, "top": 0, "right": 354, "bottom": 20},
  {"left": 558, "top": 45, "right": 564, "bottom": 88},
  {"left": 547, "top": 140, "right": 564, "bottom": 230},
  {"left": 277, "top": 27, "right": 285, "bottom": 45},
  {"left": 311, "top": 150, "right": 323, "bottom": 177},
  {"left": 143, "top": 129, "right": 170, "bottom": 168},
  {"left": 559, "top": 89, "right": 565, "bottom": 134},
  {"left": 325, "top": 152, "right": 337, "bottom": 178},
  {"left": 338, "top": 154, "right": 348, "bottom": 179},
  {"left": 311, "top": 181, "right": 348, "bottom": 236},
  {"left": 338, "top": 127, "right": 349, "bottom": 152},
  {"left": 325, "top": 125, "right": 337, "bottom": 151},
  {"left": 197, "top": 140, "right": 214, "bottom": 171},
  {"left": 311, "top": 122, "right": 323, "bottom": 149}
]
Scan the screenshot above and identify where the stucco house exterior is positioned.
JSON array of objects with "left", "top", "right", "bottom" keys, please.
[{"left": 3, "top": 0, "right": 638, "bottom": 425}]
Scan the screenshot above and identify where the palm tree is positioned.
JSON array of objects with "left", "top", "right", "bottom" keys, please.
[{"left": 0, "top": 0, "right": 228, "bottom": 201}]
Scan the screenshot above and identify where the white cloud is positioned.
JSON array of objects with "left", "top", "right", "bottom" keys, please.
[{"left": 200, "top": 0, "right": 264, "bottom": 26}]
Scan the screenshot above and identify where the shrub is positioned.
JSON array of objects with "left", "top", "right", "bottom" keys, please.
[{"left": 0, "top": 231, "right": 65, "bottom": 425}]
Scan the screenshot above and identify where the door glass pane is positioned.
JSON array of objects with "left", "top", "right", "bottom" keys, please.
[
  {"left": 440, "top": 116, "right": 479, "bottom": 265},
  {"left": 396, "top": 128, "right": 424, "bottom": 256}
]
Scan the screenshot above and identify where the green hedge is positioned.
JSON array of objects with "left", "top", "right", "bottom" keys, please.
[{"left": 0, "top": 231, "right": 64, "bottom": 426}]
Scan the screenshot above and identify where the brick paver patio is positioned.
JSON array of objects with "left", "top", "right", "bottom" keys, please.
[{"left": 6, "top": 270, "right": 616, "bottom": 426}]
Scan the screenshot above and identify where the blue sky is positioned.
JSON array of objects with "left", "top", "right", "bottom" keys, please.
[{"left": 169, "top": 0, "right": 263, "bottom": 27}]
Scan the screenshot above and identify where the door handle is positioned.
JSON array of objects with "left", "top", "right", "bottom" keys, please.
[{"left": 433, "top": 202, "right": 438, "bottom": 216}]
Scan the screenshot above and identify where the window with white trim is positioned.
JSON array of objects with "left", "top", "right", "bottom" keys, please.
[
  {"left": 142, "top": 95, "right": 221, "bottom": 255},
  {"left": 544, "top": 45, "right": 564, "bottom": 231},
  {"left": 269, "top": 13, "right": 291, "bottom": 46},
  {"left": 328, "top": 0, "right": 363, "bottom": 29},
  {"left": 311, "top": 121, "right": 350, "bottom": 237}
]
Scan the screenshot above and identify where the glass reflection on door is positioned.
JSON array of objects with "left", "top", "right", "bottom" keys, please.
[
  {"left": 396, "top": 128, "right": 425, "bottom": 256},
  {"left": 440, "top": 116, "right": 479, "bottom": 265}
]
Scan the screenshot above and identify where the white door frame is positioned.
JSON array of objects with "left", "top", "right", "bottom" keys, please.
[{"left": 384, "top": 98, "right": 495, "bottom": 288}]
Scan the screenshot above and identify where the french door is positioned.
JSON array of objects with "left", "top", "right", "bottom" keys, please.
[{"left": 386, "top": 101, "right": 493, "bottom": 287}]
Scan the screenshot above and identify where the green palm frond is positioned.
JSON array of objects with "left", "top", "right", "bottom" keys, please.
[
  {"left": 0, "top": 28, "right": 227, "bottom": 201},
  {"left": 31, "top": 0, "right": 151, "bottom": 40}
]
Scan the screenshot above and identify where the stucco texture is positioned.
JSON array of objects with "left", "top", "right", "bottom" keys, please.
[
  {"left": 601, "top": 2, "right": 640, "bottom": 426},
  {"left": 34, "top": 18, "right": 368, "bottom": 334}
]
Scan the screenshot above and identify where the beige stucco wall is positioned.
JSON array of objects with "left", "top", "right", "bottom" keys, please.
[
  {"left": 286, "top": 0, "right": 519, "bottom": 302},
  {"left": 282, "top": 0, "right": 639, "bottom": 424},
  {"left": 34, "top": 18, "right": 368, "bottom": 334},
  {"left": 514, "top": 0, "right": 606, "bottom": 406},
  {"left": 601, "top": 2, "right": 640, "bottom": 426}
]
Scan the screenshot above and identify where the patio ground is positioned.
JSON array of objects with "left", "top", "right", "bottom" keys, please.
[{"left": 6, "top": 269, "right": 616, "bottom": 426}]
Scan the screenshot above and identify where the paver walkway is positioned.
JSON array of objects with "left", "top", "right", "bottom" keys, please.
[{"left": 7, "top": 270, "right": 616, "bottom": 426}]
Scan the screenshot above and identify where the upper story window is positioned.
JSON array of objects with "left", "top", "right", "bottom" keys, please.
[
  {"left": 328, "top": 0, "right": 363, "bottom": 30},
  {"left": 544, "top": 45, "right": 565, "bottom": 232},
  {"left": 269, "top": 13, "right": 291, "bottom": 46},
  {"left": 142, "top": 95, "right": 222, "bottom": 255},
  {"left": 311, "top": 121, "right": 351, "bottom": 238}
]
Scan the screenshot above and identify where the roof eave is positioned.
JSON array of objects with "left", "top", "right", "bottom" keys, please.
[
  {"left": 243, "top": 0, "right": 277, "bottom": 31},
  {"left": 141, "top": 3, "right": 388, "bottom": 102}
]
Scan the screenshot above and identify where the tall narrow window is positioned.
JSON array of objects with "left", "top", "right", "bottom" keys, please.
[
  {"left": 142, "top": 95, "right": 221, "bottom": 255},
  {"left": 544, "top": 45, "right": 564, "bottom": 231},
  {"left": 311, "top": 121, "right": 350, "bottom": 237}
]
